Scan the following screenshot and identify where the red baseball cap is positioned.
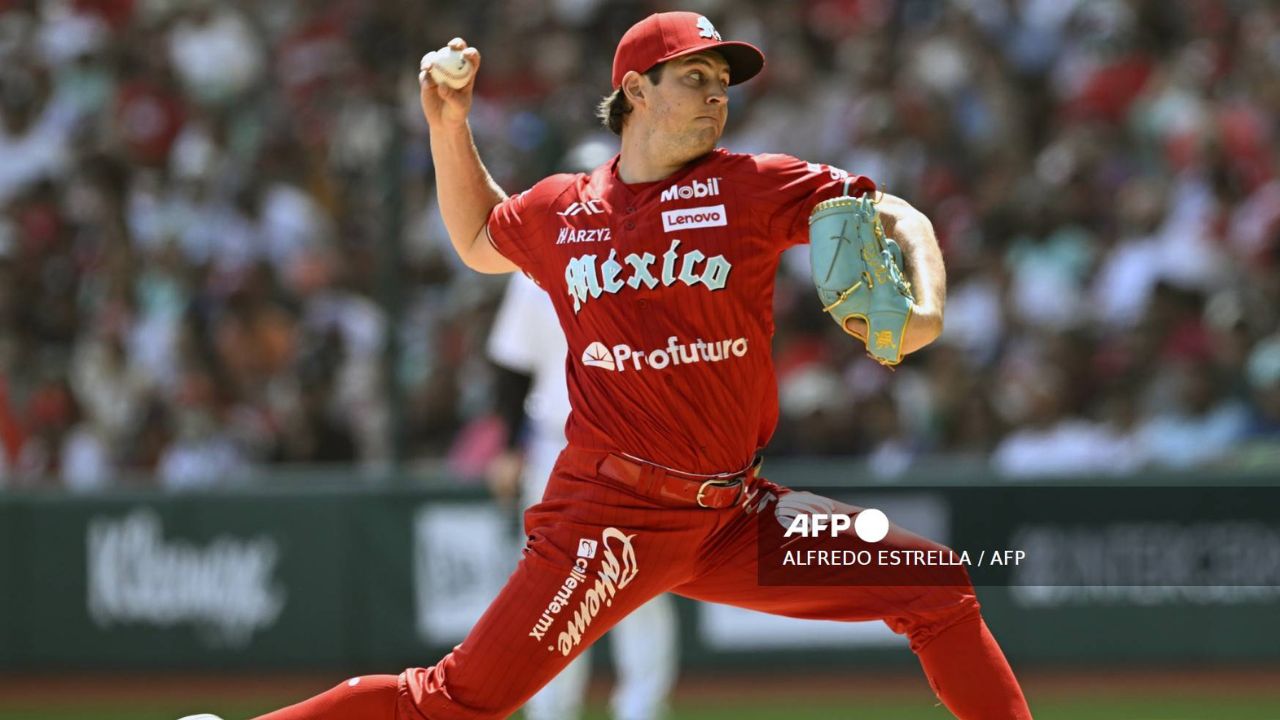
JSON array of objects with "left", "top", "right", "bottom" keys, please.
[{"left": 611, "top": 12, "right": 765, "bottom": 90}]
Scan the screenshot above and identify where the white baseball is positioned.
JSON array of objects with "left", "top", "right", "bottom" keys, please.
[{"left": 421, "top": 46, "right": 473, "bottom": 90}]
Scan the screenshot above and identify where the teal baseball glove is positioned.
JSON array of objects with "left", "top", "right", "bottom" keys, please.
[{"left": 808, "top": 185, "right": 915, "bottom": 366}]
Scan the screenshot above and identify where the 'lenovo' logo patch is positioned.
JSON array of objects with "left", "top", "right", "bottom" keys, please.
[{"left": 661, "top": 204, "right": 727, "bottom": 233}]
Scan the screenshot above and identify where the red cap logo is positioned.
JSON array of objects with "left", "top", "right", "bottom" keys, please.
[{"left": 696, "top": 16, "right": 721, "bottom": 40}]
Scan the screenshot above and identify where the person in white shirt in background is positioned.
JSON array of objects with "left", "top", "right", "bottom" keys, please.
[{"left": 487, "top": 268, "right": 678, "bottom": 720}]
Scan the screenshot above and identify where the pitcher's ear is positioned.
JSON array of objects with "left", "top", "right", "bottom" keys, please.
[{"left": 622, "top": 71, "right": 645, "bottom": 103}]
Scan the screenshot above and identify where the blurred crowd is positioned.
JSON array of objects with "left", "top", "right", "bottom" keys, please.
[{"left": 1, "top": 0, "right": 1278, "bottom": 490}]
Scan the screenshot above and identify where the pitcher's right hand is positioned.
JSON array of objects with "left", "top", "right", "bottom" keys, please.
[{"left": 419, "top": 37, "right": 481, "bottom": 130}]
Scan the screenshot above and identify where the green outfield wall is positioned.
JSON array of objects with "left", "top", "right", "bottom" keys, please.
[{"left": 1, "top": 464, "right": 1278, "bottom": 672}]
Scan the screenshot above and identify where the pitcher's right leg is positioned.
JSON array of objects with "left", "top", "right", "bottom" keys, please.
[
  {"left": 251, "top": 445, "right": 708, "bottom": 720},
  {"left": 248, "top": 538, "right": 610, "bottom": 720},
  {"left": 250, "top": 520, "right": 660, "bottom": 720},
  {"left": 397, "top": 522, "right": 658, "bottom": 720}
]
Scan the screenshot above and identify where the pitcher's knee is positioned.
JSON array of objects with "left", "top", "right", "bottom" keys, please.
[
  {"left": 882, "top": 575, "right": 982, "bottom": 653},
  {"left": 400, "top": 663, "right": 528, "bottom": 720}
]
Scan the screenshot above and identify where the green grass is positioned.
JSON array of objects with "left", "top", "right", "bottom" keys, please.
[
  {"left": 4, "top": 695, "right": 1280, "bottom": 720},
  {"left": 605, "top": 697, "right": 1280, "bottom": 720}
]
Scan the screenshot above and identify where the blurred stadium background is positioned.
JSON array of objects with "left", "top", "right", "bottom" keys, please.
[{"left": 2, "top": 0, "right": 1280, "bottom": 718}]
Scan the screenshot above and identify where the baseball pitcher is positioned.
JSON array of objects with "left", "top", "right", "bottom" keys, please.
[{"left": 189, "top": 11, "right": 1032, "bottom": 720}]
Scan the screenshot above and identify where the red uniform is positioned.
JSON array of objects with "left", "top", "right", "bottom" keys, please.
[
  {"left": 254, "top": 12, "right": 1030, "bottom": 720},
  {"left": 391, "top": 153, "right": 1029, "bottom": 719}
]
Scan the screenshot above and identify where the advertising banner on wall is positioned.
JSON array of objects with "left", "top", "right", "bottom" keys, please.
[
  {"left": 2, "top": 474, "right": 1279, "bottom": 671},
  {"left": 412, "top": 503, "right": 513, "bottom": 645}
]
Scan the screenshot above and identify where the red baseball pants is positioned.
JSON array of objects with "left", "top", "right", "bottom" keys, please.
[{"left": 257, "top": 446, "right": 1031, "bottom": 720}]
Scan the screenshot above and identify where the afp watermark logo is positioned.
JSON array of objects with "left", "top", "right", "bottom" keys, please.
[
  {"left": 764, "top": 494, "right": 1027, "bottom": 585},
  {"left": 783, "top": 508, "right": 890, "bottom": 543}
]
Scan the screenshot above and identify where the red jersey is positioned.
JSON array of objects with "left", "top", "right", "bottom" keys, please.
[{"left": 487, "top": 149, "right": 873, "bottom": 474}]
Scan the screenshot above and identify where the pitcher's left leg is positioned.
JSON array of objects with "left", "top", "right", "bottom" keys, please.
[
  {"left": 397, "top": 519, "right": 664, "bottom": 720},
  {"left": 674, "top": 485, "right": 1031, "bottom": 720}
]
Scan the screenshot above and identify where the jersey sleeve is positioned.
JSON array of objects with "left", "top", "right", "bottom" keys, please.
[
  {"left": 752, "top": 154, "right": 876, "bottom": 249},
  {"left": 486, "top": 272, "right": 543, "bottom": 373},
  {"left": 485, "top": 173, "right": 577, "bottom": 279}
]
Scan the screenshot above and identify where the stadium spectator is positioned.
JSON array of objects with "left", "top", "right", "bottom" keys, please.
[{"left": 1, "top": 0, "right": 1279, "bottom": 489}]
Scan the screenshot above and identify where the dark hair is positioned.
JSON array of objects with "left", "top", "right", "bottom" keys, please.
[{"left": 596, "top": 65, "right": 664, "bottom": 136}]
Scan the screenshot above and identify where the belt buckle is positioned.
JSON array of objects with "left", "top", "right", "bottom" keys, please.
[{"left": 696, "top": 477, "right": 743, "bottom": 508}]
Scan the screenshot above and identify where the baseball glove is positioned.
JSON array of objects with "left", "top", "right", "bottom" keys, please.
[{"left": 808, "top": 184, "right": 914, "bottom": 366}]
